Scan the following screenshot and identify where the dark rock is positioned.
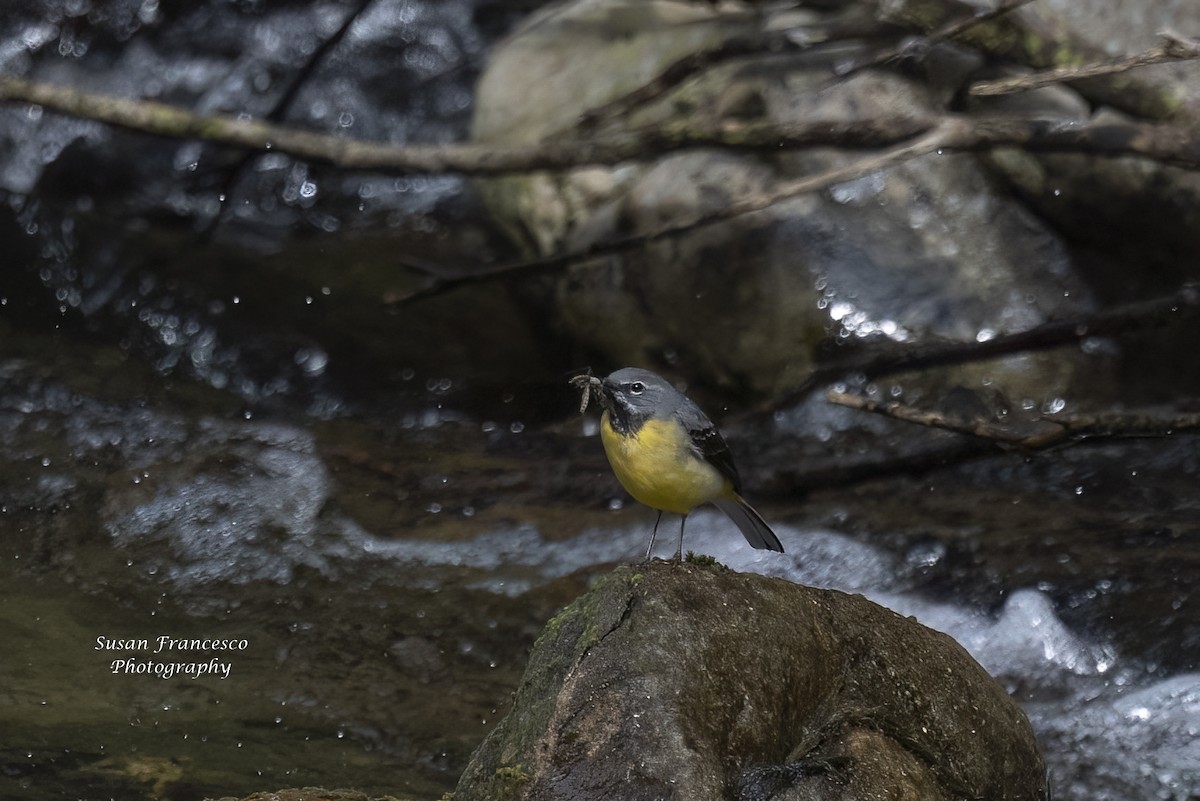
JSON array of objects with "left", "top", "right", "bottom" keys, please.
[{"left": 454, "top": 563, "right": 1047, "bottom": 801}]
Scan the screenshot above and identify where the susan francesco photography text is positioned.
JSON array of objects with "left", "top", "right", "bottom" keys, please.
[{"left": 95, "top": 635, "right": 249, "bottom": 680}]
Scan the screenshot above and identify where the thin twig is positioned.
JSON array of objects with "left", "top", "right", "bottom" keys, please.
[
  {"left": 390, "top": 120, "right": 963, "bottom": 304},
  {"left": 577, "top": 25, "right": 799, "bottom": 133},
  {"left": 827, "top": 388, "right": 1038, "bottom": 442},
  {"left": 882, "top": 0, "right": 1192, "bottom": 122},
  {"left": 834, "top": 0, "right": 1036, "bottom": 80},
  {"left": 201, "top": 0, "right": 375, "bottom": 239},
  {"left": 971, "top": 32, "right": 1200, "bottom": 97}
]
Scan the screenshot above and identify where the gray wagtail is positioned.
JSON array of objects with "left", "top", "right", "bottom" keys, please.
[{"left": 572, "top": 367, "right": 784, "bottom": 561}]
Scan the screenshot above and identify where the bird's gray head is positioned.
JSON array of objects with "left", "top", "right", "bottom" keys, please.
[{"left": 599, "top": 368, "right": 680, "bottom": 433}]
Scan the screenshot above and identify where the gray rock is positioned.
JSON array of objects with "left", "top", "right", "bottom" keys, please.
[
  {"left": 1037, "top": 0, "right": 1200, "bottom": 113},
  {"left": 472, "top": 0, "right": 1106, "bottom": 400},
  {"left": 966, "top": 0, "right": 1200, "bottom": 397},
  {"left": 454, "top": 563, "right": 1047, "bottom": 801},
  {"left": 973, "top": 0, "right": 1200, "bottom": 281}
]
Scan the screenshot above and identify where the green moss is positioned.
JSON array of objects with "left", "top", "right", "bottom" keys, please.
[
  {"left": 492, "top": 765, "right": 528, "bottom": 799},
  {"left": 534, "top": 570, "right": 632, "bottom": 657},
  {"left": 453, "top": 567, "right": 650, "bottom": 798},
  {"left": 684, "top": 552, "right": 725, "bottom": 571}
]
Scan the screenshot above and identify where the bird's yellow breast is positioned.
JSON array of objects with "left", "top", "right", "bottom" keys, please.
[{"left": 600, "top": 412, "right": 730, "bottom": 515}]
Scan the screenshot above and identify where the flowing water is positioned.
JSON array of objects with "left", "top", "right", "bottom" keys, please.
[
  {"left": 0, "top": 341, "right": 1196, "bottom": 800},
  {"left": 0, "top": 1, "right": 1197, "bottom": 799}
]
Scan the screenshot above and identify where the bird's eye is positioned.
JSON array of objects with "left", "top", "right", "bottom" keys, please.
[{"left": 629, "top": 381, "right": 645, "bottom": 395}]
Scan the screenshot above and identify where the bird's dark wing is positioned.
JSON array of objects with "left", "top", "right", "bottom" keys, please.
[{"left": 678, "top": 406, "right": 743, "bottom": 494}]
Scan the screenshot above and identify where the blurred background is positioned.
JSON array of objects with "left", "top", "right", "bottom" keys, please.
[{"left": 1, "top": 0, "right": 1197, "bottom": 799}]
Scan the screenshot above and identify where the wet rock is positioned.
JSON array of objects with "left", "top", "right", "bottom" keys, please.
[
  {"left": 971, "top": 1, "right": 1200, "bottom": 393},
  {"left": 207, "top": 789, "right": 412, "bottom": 801},
  {"left": 472, "top": 0, "right": 1105, "bottom": 400},
  {"left": 453, "top": 562, "right": 1047, "bottom": 801}
]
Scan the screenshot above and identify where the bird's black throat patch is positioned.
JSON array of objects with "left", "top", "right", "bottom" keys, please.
[{"left": 602, "top": 392, "right": 648, "bottom": 436}]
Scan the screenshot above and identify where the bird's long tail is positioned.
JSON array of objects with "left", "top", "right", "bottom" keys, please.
[{"left": 712, "top": 495, "right": 784, "bottom": 552}]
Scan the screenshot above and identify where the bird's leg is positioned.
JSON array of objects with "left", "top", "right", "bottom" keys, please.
[
  {"left": 643, "top": 510, "right": 663, "bottom": 562},
  {"left": 673, "top": 514, "right": 687, "bottom": 563}
]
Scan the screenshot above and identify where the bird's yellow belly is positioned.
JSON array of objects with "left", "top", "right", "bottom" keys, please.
[{"left": 600, "top": 413, "right": 728, "bottom": 515}]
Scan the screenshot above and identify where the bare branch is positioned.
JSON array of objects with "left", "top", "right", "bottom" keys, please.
[
  {"left": 577, "top": 24, "right": 807, "bottom": 134},
  {"left": 394, "top": 125, "right": 1200, "bottom": 303},
  {"left": 826, "top": 390, "right": 1200, "bottom": 450},
  {"left": 971, "top": 32, "right": 1200, "bottom": 97},
  {"left": 6, "top": 72, "right": 1200, "bottom": 309},
  {"left": 882, "top": 0, "right": 1195, "bottom": 122},
  {"left": 0, "top": 73, "right": 608, "bottom": 174},
  {"left": 834, "top": 0, "right": 1036, "bottom": 80},
  {"left": 727, "top": 282, "right": 1200, "bottom": 422},
  {"left": 1, "top": 73, "right": 931, "bottom": 173},
  {"left": 827, "top": 388, "right": 1039, "bottom": 443},
  {"left": 817, "top": 282, "right": 1199, "bottom": 387},
  {"left": 390, "top": 120, "right": 963, "bottom": 304},
  {"left": 0, "top": 74, "right": 923, "bottom": 172},
  {"left": 5, "top": 74, "right": 1200, "bottom": 176}
]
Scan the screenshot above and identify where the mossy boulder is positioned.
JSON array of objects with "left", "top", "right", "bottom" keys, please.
[{"left": 454, "top": 563, "right": 1046, "bottom": 801}]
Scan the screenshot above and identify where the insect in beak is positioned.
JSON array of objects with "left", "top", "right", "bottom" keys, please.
[{"left": 569, "top": 370, "right": 603, "bottom": 414}]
